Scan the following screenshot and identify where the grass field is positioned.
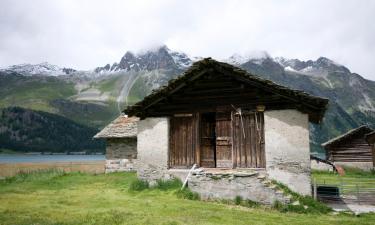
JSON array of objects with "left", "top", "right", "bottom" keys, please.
[
  {"left": 0, "top": 161, "right": 105, "bottom": 177},
  {"left": 312, "top": 168, "right": 375, "bottom": 194},
  {"left": 1, "top": 171, "right": 375, "bottom": 225}
]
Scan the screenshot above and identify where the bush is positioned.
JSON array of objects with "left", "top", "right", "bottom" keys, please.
[
  {"left": 234, "top": 196, "right": 243, "bottom": 205},
  {"left": 176, "top": 188, "right": 200, "bottom": 200},
  {"left": 129, "top": 179, "right": 149, "bottom": 191},
  {"left": 155, "top": 178, "right": 182, "bottom": 191},
  {"left": 270, "top": 180, "right": 332, "bottom": 214}
]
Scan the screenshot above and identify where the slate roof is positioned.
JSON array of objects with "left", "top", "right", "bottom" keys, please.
[
  {"left": 124, "top": 58, "right": 329, "bottom": 123},
  {"left": 322, "top": 125, "right": 374, "bottom": 148},
  {"left": 94, "top": 115, "right": 139, "bottom": 139}
]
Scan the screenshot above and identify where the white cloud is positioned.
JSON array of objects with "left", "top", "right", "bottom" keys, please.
[{"left": 0, "top": 0, "right": 374, "bottom": 80}]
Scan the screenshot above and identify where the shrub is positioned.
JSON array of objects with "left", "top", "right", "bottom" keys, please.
[
  {"left": 176, "top": 188, "right": 200, "bottom": 200},
  {"left": 234, "top": 196, "right": 243, "bottom": 205},
  {"left": 129, "top": 179, "right": 149, "bottom": 191},
  {"left": 155, "top": 178, "right": 182, "bottom": 191},
  {"left": 270, "top": 180, "right": 332, "bottom": 214},
  {"left": 244, "top": 199, "right": 260, "bottom": 208}
]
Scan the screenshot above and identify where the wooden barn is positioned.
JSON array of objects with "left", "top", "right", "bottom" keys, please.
[
  {"left": 94, "top": 115, "right": 139, "bottom": 172},
  {"left": 322, "top": 125, "right": 375, "bottom": 170},
  {"left": 366, "top": 131, "right": 375, "bottom": 167},
  {"left": 123, "top": 58, "right": 328, "bottom": 200}
]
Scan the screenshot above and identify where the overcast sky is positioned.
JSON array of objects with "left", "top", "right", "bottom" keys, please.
[{"left": 1, "top": 0, "right": 374, "bottom": 80}]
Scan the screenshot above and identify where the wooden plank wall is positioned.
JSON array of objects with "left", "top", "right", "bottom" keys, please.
[
  {"left": 169, "top": 115, "right": 197, "bottom": 168},
  {"left": 232, "top": 111, "right": 265, "bottom": 168},
  {"left": 215, "top": 112, "right": 233, "bottom": 168},
  {"left": 328, "top": 137, "right": 373, "bottom": 162}
]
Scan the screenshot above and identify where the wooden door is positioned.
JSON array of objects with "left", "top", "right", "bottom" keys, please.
[
  {"left": 232, "top": 111, "right": 265, "bottom": 168},
  {"left": 200, "top": 113, "right": 216, "bottom": 167},
  {"left": 169, "top": 115, "right": 197, "bottom": 168},
  {"left": 215, "top": 112, "right": 233, "bottom": 168}
]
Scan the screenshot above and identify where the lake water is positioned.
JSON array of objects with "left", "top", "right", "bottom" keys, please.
[{"left": 0, "top": 154, "right": 105, "bottom": 163}]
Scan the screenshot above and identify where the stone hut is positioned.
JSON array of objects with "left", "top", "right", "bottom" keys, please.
[
  {"left": 94, "top": 115, "right": 139, "bottom": 172},
  {"left": 322, "top": 125, "right": 375, "bottom": 170},
  {"left": 122, "top": 58, "right": 328, "bottom": 203}
]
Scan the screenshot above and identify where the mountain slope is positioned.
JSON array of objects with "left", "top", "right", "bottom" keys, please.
[
  {"left": 1, "top": 46, "right": 375, "bottom": 157},
  {"left": 0, "top": 107, "right": 104, "bottom": 153}
]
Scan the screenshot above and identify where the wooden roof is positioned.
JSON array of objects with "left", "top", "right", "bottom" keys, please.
[
  {"left": 94, "top": 116, "right": 139, "bottom": 139},
  {"left": 322, "top": 125, "right": 374, "bottom": 148},
  {"left": 124, "top": 58, "right": 329, "bottom": 123}
]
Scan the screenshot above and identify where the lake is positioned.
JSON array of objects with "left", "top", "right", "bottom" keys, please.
[{"left": 0, "top": 154, "right": 105, "bottom": 164}]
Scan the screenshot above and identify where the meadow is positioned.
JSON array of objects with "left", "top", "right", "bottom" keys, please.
[{"left": 1, "top": 170, "right": 375, "bottom": 225}]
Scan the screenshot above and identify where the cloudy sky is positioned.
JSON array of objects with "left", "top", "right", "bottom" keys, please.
[{"left": 1, "top": 0, "right": 374, "bottom": 80}]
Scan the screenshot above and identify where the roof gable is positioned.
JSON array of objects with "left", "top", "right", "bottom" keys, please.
[
  {"left": 124, "top": 58, "right": 328, "bottom": 123},
  {"left": 94, "top": 116, "right": 139, "bottom": 139},
  {"left": 322, "top": 125, "right": 374, "bottom": 148}
]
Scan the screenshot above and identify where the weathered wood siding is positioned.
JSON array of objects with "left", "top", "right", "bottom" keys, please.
[
  {"left": 233, "top": 112, "right": 265, "bottom": 168},
  {"left": 169, "top": 111, "right": 265, "bottom": 168},
  {"left": 169, "top": 115, "right": 197, "bottom": 168},
  {"left": 215, "top": 112, "right": 232, "bottom": 168},
  {"left": 200, "top": 113, "right": 216, "bottom": 168},
  {"left": 327, "top": 136, "right": 373, "bottom": 162}
]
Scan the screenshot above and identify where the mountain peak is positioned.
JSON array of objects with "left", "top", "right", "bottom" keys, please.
[
  {"left": 226, "top": 51, "right": 271, "bottom": 65},
  {"left": 95, "top": 45, "right": 192, "bottom": 73},
  {"left": 0, "top": 62, "right": 76, "bottom": 76}
]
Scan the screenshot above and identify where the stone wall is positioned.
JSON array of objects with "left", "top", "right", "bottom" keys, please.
[
  {"left": 106, "top": 138, "right": 137, "bottom": 159},
  {"left": 135, "top": 117, "right": 171, "bottom": 184},
  {"left": 188, "top": 169, "right": 291, "bottom": 205},
  {"left": 264, "top": 110, "right": 311, "bottom": 196},
  {"left": 105, "top": 138, "right": 137, "bottom": 173},
  {"left": 335, "top": 162, "right": 374, "bottom": 171}
]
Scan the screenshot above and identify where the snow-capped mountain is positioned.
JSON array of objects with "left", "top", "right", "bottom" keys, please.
[
  {"left": 94, "top": 45, "right": 193, "bottom": 74},
  {"left": 226, "top": 51, "right": 271, "bottom": 66},
  {"left": 1, "top": 45, "right": 375, "bottom": 157},
  {"left": 274, "top": 56, "right": 350, "bottom": 76},
  {"left": 0, "top": 62, "right": 76, "bottom": 76}
]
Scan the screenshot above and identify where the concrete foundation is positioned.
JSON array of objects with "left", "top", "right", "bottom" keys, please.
[{"left": 188, "top": 169, "right": 291, "bottom": 205}]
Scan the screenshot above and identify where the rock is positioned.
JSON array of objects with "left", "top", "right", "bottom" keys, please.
[{"left": 292, "top": 201, "right": 300, "bottom": 206}]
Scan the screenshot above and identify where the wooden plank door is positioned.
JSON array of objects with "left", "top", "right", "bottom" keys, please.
[
  {"left": 200, "top": 113, "right": 216, "bottom": 167},
  {"left": 169, "top": 115, "right": 197, "bottom": 168},
  {"left": 215, "top": 112, "right": 233, "bottom": 168},
  {"left": 232, "top": 111, "right": 265, "bottom": 168}
]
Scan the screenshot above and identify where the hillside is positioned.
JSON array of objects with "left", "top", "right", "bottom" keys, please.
[
  {"left": 0, "top": 107, "right": 104, "bottom": 153},
  {"left": 1, "top": 45, "right": 375, "bottom": 156}
]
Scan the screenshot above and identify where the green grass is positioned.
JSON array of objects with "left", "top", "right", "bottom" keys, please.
[
  {"left": 312, "top": 168, "right": 375, "bottom": 194},
  {"left": 0, "top": 171, "right": 375, "bottom": 225}
]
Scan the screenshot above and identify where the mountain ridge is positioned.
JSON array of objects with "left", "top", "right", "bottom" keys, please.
[{"left": 1, "top": 45, "right": 374, "bottom": 156}]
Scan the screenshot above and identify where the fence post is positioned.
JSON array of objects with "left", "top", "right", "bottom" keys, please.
[{"left": 313, "top": 178, "right": 317, "bottom": 200}]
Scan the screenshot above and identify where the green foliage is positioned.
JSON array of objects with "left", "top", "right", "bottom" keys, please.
[
  {"left": 175, "top": 188, "right": 200, "bottom": 200},
  {"left": 155, "top": 178, "right": 182, "bottom": 191},
  {"left": 0, "top": 107, "right": 104, "bottom": 153},
  {"left": 1, "top": 172, "right": 374, "bottom": 225},
  {"left": 2, "top": 169, "right": 66, "bottom": 184},
  {"left": 270, "top": 180, "right": 332, "bottom": 214},
  {"left": 234, "top": 195, "right": 243, "bottom": 205},
  {"left": 128, "top": 178, "right": 149, "bottom": 191}
]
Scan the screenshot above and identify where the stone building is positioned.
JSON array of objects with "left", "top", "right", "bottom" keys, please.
[
  {"left": 322, "top": 125, "right": 375, "bottom": 170},
  {"left": 122, "top": 58, "right": 328, "bottom": 203},
  {"left": 94, "top": 115, "right": 139, "bottom": 172}
]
